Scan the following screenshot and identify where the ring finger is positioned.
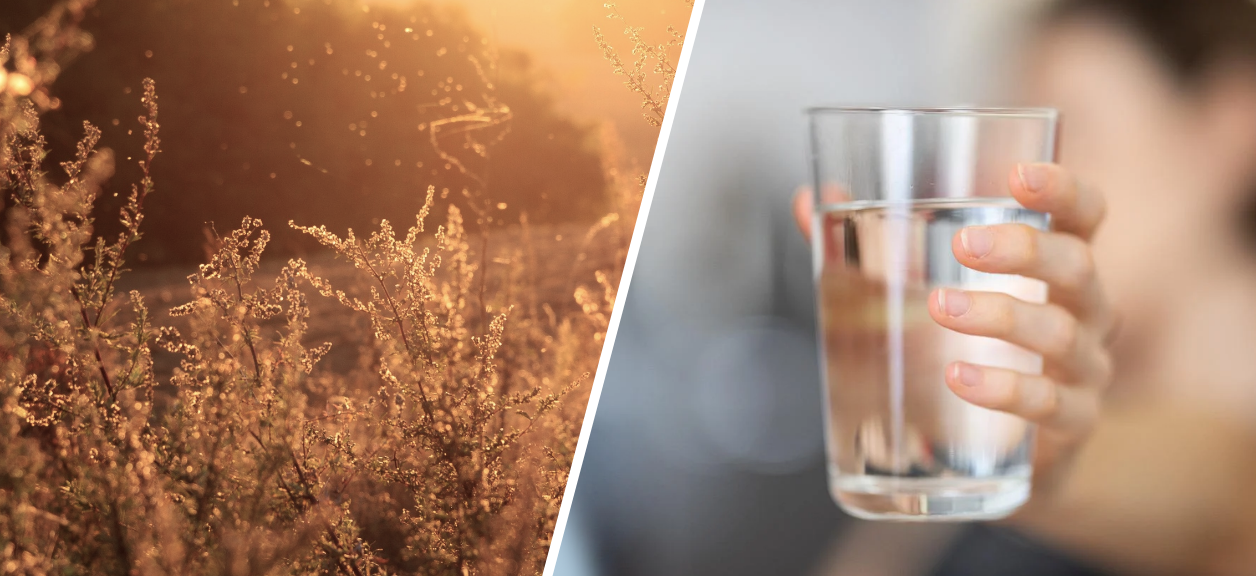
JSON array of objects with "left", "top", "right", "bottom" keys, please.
[
  {"left": 951, "top": 223, "right": 1107, "bottom": 322},
  {"left": 944, "top": 362, "right": 1099, "bottom": 435},
  {"left": 927, "top": 288, "right": 1111, "bottom": 383}
]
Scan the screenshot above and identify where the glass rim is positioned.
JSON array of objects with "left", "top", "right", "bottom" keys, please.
[{"left": 806, "top": 106, "right": 1058, "bottom": 119}]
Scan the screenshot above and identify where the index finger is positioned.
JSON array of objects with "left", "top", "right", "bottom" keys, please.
[{"left": 1010, "top": 163, "right": 1106, "bottom": 240}]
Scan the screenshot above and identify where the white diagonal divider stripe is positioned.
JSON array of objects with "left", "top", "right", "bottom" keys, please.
[{"left": 540, "top": 1, "right": 708, "bottom": 573}]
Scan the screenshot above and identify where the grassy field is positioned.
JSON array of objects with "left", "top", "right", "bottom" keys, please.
[
  {"left": 0, "top": 0, "right": 678, "bottom": 573},
  {"left": 118, "top": 218, "right": 627, "bottom": 385}
]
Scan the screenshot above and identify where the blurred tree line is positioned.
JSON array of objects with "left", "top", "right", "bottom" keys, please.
[{"left": 0, "top": 0, "right": 608, "bottom": 265}]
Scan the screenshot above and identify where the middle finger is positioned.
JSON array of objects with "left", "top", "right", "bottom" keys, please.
[{"left": 951, "top": 223, "right": 1108, "bottom": 322}]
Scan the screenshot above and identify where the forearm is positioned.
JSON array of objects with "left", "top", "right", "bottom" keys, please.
[{"left": 1007, "top": 397, "right": 1256, "bottom": 575}]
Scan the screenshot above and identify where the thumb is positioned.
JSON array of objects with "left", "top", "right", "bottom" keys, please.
[{"left": 793, "top": 186, "right": 814, "bottom": 239}]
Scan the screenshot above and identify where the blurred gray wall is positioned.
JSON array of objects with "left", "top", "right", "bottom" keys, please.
[{"left": 552, "top": 1, "right": 1041, "bottom": 575}]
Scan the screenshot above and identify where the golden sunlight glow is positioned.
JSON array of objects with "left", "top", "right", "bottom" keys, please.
[{"left": 364, "top": 0, "right": 687, "bottom": 163}]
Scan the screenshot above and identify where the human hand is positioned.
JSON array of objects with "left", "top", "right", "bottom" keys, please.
[{"left": 793, "top": 164, "right": 1118, "bottom": 495}]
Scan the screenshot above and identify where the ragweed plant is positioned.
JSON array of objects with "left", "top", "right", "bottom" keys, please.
[
  {"left": 593, "top": 1, "right": 691, "bottom": 127},
  {"left": 289, "top": 189, "right": 583, "bottom": 575},
  {"left": 0, "top": 1, "right": 634, "bottom": 574},
  {"left": 582, "top": 0, "right": 694, "bottom": 312},
  {"left": 0, "top": 0, "right": 693, "bottom": 571}
]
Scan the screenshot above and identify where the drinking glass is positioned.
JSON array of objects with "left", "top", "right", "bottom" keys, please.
[{"left": 808, "top": 107, "right": 1059, "bottom": 520}]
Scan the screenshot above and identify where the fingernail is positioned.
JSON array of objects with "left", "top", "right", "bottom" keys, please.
[
  {"left": 938, "top": 289, "right": 972, "bottom": 317},
  {"left": 960, "top": 226, "right": 994, "bottom": 258},
  {"left": 1018, "top": 163, "right": 1049, "bottom": 194},
  {"left": 952, "top": 363, "right": 983, "bottom": 387}
]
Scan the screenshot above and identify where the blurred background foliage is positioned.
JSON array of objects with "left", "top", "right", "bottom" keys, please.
[{"left": 0, "top": 0, "right": 609, "bottom": 265}]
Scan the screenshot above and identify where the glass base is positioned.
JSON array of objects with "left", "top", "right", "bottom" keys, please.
[{"left": 830, "top": 475, "right": 1030, "bottom": 521}]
